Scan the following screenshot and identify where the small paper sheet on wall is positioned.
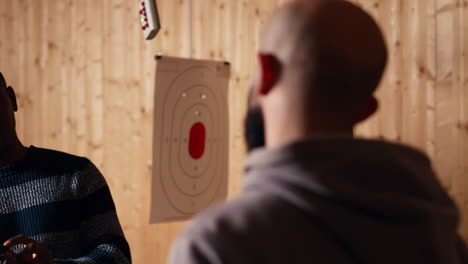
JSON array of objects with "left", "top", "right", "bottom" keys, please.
[{"left": 150, "top": 56, "right": 230, "bottom": 223}]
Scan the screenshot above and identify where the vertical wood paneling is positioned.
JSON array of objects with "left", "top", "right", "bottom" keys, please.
[
  {"left": 354, "top": 0, "right": 437, "bottom": 154},
  {"left": 0, "top": 0, "right": 467, "bottom": 263},
  {"left": 435, "top": 0, "right": 468, "bottom": 238},
  {"left": 85, "top": 0, "right": 105, "bottom": 167},
  {"left": 463, "top": 0, "right": 468, "bottom": 238}
]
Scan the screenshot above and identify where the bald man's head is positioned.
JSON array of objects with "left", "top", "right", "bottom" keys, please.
[
  {"left": 245, "top": 0, "right": 387, "bottom": 150},
  {"left": 260, "top": 0, "right": 387, "bottom": 108}
]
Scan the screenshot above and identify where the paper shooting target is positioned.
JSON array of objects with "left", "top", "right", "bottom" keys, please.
[{"left": 150, "top": 57, "right": 230, "bottom": 223}]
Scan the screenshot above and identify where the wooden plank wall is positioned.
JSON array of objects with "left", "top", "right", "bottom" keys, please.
[
  {"left": 434, "top": 0, "right": 468, "bottom": 236},
  {"left": 0, "top": 0, "right": 466, "bottom": 263},
  {"left": 353, "top": 0, "right": 468, "bottom": 237}
]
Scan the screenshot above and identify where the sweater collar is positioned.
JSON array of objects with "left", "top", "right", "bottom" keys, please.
[{"left": 0, "top": 146, "right": 34, "bottom": 177}]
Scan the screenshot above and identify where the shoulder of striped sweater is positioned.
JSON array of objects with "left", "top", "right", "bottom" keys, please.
[{"left": 27, "top": 146, "right": 93, "bottom": 173}]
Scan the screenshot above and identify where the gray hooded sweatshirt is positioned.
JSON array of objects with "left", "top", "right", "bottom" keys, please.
[{"left": 169, "top": 138, "right": 468, "bottom": 264}]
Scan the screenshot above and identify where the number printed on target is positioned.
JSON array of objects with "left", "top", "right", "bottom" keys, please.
[{"left": 150, "top": 57, "right": 230, "bottom": 223}]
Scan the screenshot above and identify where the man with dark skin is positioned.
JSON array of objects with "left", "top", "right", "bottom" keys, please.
[
  {"left": 169, "top": 0, "right": 468, "bottom": 263},
  {"left": 0, "top": 72, "right": 131, "bottom": 264},
  {"left": 0, "top": 75, "right": 26, "bottom": 167}
]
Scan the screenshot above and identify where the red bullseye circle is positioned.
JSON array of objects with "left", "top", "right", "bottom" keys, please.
[{"left": 189, "top": 122, "right": 206, "bottom": 159}]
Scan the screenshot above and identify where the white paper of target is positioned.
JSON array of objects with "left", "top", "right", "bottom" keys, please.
[{"left": 150, "top": 57, "right": 230, "bottom": 223}]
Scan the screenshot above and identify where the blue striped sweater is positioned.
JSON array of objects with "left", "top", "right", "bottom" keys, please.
[{"left": 0, "top": 146, "right": 131, "bottom": 263}]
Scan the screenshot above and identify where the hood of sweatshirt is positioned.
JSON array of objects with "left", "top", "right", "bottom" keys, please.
[{"left": 243, "top": 137, "right": 467, "bottom": 264}]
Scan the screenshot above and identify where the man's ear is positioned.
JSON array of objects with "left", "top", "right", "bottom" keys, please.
[
  {"left": 7, "top": 86, "right": 18, "bottom": 112},
  {"left": 356, "top": 96, "right": 378, "bottom": 123},
  {"left": 257, "top": 53, "right": 282, "bottom": 96}
]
